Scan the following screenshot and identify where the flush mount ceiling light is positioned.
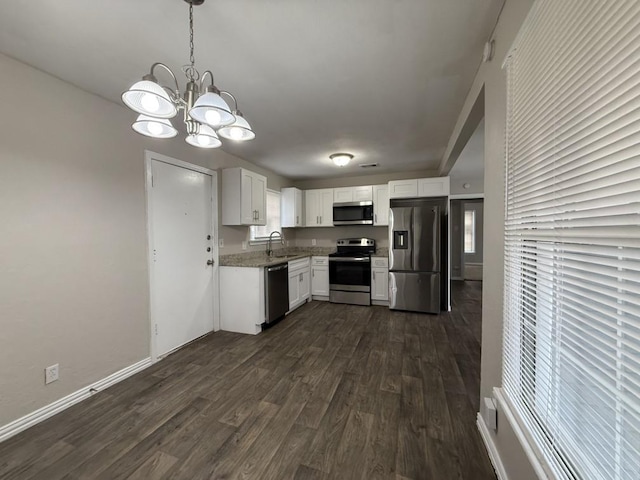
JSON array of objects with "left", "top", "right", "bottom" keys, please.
[
  {"left": 330, "top": 153, "right": 354, "bottom": 167},
  {"left": 122, "top": 0, "right": 255, "bottom": 148}
]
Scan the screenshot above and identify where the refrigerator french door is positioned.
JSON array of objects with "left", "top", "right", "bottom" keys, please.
[{"left": 389, "top": 198, "right": 443, "bottom": 313}]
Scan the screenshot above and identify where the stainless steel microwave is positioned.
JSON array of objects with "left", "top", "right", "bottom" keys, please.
[{"left": 333, "top": 201, "right": 374, "bottom": 225}]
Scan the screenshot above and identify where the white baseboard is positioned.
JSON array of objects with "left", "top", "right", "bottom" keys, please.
[
  {"left": 0, "top": 357, "right": 153, "bottom": 444},
  {"left": 477, "top": 413, "right": 509, "bottom": 480}
]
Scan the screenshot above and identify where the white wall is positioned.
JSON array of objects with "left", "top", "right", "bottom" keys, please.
[
  {"left": 294, "top": 226, "right": 389, "bottom": 249},
  {"left": 449, "top": 120, "right": 485, "bottom": 195},
  {"left": 0, "top": 53, "right": 288, "bottom": 426},
  {"left": 440, "top": 0, "right": 538, "bottom": 478}
]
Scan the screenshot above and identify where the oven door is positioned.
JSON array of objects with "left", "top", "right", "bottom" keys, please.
[
  {"left": 333, "top": 202, "right": 374, "bottom": 225},
  {"left": 329, "top": 256, "right": 371, "bottom": 292}
]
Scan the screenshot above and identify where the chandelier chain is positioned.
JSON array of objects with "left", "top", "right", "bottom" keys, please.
[
  {"left": 189, "top": 3, "right": 195, "bottom": 69},
  {"left": 183, "top": 2, "right": 199, "bottom": 81}
]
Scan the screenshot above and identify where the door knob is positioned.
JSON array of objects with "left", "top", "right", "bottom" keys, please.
[{"left": 207, "top": 259, "right": 215, "bottom": 266}]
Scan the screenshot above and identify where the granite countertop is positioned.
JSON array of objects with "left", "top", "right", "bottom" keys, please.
[
  {"left": 220, "top": 246, "right": 389, "bottom": 267},
  {"left": 220, "top": 247, "right": 335, "bottom": 268},
  {"left": 372, "top": 247, "right": 389, "bottom": 257}
]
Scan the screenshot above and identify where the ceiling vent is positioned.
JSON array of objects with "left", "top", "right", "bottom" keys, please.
[{"left": 359, "top": 163, "right": 379, "bottom": 168}]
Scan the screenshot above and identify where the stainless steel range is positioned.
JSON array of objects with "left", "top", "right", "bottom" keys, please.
[{"left": 329, "top": 238, "right": 375, "bottom": 306}]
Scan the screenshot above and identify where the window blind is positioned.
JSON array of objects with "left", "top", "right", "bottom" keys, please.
[
  {"left": 503, "top": 1, "right": 640, "bottom": 479},
  {"left": 250, "top": 190, "right": 282, "bottom": 240}
]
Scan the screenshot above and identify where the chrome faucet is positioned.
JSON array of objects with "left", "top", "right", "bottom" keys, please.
[{"left": 266, "top": 231, "right": 284, "bottom": 257}]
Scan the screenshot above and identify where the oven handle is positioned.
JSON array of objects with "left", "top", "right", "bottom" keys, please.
[{"left": 329, "top": 257, "right": 371, "bottom": 263}]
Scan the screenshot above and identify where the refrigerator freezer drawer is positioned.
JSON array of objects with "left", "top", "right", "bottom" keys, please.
[{"left": 389, "top": 272, "right": 440, "bottom": 314}]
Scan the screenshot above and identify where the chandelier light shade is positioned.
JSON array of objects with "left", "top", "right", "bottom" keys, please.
[
  {"left": 188, "top": 87, "right": 235, "bottom": 127},
  {"left": 122, "top": 80, "right": 178, "bottom": 119},
  {"left": 218, "top": 112, "right": 256, "bottom": 141},
  {"left": 132, "top": 115, "right": 178, "bottom": 138},
  {"left": 330, "top": 153, "right": 353, "bottom": 167},
  {"left": 185, "top": 124, "right": 222, "bottom": 149},
  {"left": 121, "top": 0, "right": 254, "bottom": 148}
]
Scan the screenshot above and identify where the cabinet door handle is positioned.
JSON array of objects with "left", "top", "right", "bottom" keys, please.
[
  {"left": 312, "top": 269, "right": 315, "bottom": 278},
  {"left": 296, "top": 215, "right": 299, "bottom": 225},
  {"left": 373, "top": 271, "right": 376, "bottom": 279},
  {"left": 375, "top": 213, "right": 377, "bottom": 223},
  {"left": 320, "top": 215, "right": 322, "bottom": 224},
  {"left": 299, "top": 273, "right": 303, "bottom": 282}
]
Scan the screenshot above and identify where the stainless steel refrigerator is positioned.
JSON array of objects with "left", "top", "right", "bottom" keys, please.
[{"left": 389, "top": 198, "right": 445, "bottom": 313}]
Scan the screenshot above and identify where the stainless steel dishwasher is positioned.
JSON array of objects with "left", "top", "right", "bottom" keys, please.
[{"left": 265, "top": 263, "right": 289, "bottom": 325}]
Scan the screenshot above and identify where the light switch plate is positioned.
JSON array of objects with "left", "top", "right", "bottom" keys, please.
[
  {"left": 311, "top": 239, "right": 317, "bottom": 246},
  {"left": 242, "top": 241, "right": 247, "bottom": 250},
  {"left": 218, "top": 238, "right": 224, "bottom": 248}
]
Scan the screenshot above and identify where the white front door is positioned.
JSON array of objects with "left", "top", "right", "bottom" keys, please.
[{"left": 149, "top": 157, "right": 215, "bottom": 357}]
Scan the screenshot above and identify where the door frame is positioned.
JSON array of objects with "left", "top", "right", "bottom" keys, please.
[
  {"left": 144, "top": 150, "right": 220, "bottom": 362},
  {"left": 450, "top": 196, "right": 484, "bottom": 282}
]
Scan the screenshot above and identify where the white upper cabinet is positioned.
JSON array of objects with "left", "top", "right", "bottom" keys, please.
[
  {"left": 354, "top": 186, "right": 373, "bottom": 201},
  {"left": 372, "top": 184, "right": 389, "bottom": 226},
  {"left": 418, "top": 177, "right": 450, "bottom": 197},
  {"left": 333, "top": 187, "right": 353, "bottom": 203},
  {"left": 305, "top": 189, "right": 333, "bottom": 227},
  {"left": 222, "top": 167, "right": 267, "bottom": 226},
  {"left": 333, "top": 186, "right": 373, "bottom": 203},
  {"left": 281, "top": 187, "right": 304, "bottom": 227},
  {"left": 388, "top": 179, "right": 418, "bottom": 198},
  {"left": 388, "top": 177, "right": 450, "bottom": 199}
]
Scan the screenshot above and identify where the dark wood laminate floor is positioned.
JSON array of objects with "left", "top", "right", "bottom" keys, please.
[{"left": 0, "top": 281, "right": 494, "bottom": 480}]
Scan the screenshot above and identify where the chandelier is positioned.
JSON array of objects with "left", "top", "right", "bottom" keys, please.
[{"left": 121, "top": 0, "right": 255, "bottom": 148}]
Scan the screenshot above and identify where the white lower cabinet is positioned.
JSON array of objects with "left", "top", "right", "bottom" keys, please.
[
  {"left": 220, "top": 266, "right": 264, "bottom": 335},
  {"left": 289, "top": 257, "right": 311, "bottom": 311},
  {"left": 371, "top": 257, "right": 389, "bottom": 304},
  {"left": 311, "top": 256, "right": 329, "bottom": 298}
]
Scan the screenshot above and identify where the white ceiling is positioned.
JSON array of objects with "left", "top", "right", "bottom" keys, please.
[{"left": 0, "top": 0, "right": 502, "bottom": 179}]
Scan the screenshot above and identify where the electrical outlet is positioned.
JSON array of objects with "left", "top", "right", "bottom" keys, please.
[
  {"left": 45, "top": 364, "right": 59, "bottom": 384},
  {"left": 311, "top": 239, "right": 317, "bottom": 246},
  {"left": 286, "top": 240, "right": 290, "bottom": 246},
  {"left": 242, "top": 241, "right": 247, "bottom": 250},
  {"left": 218, "top": 238, "right": 224, "bottom": 248}
]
